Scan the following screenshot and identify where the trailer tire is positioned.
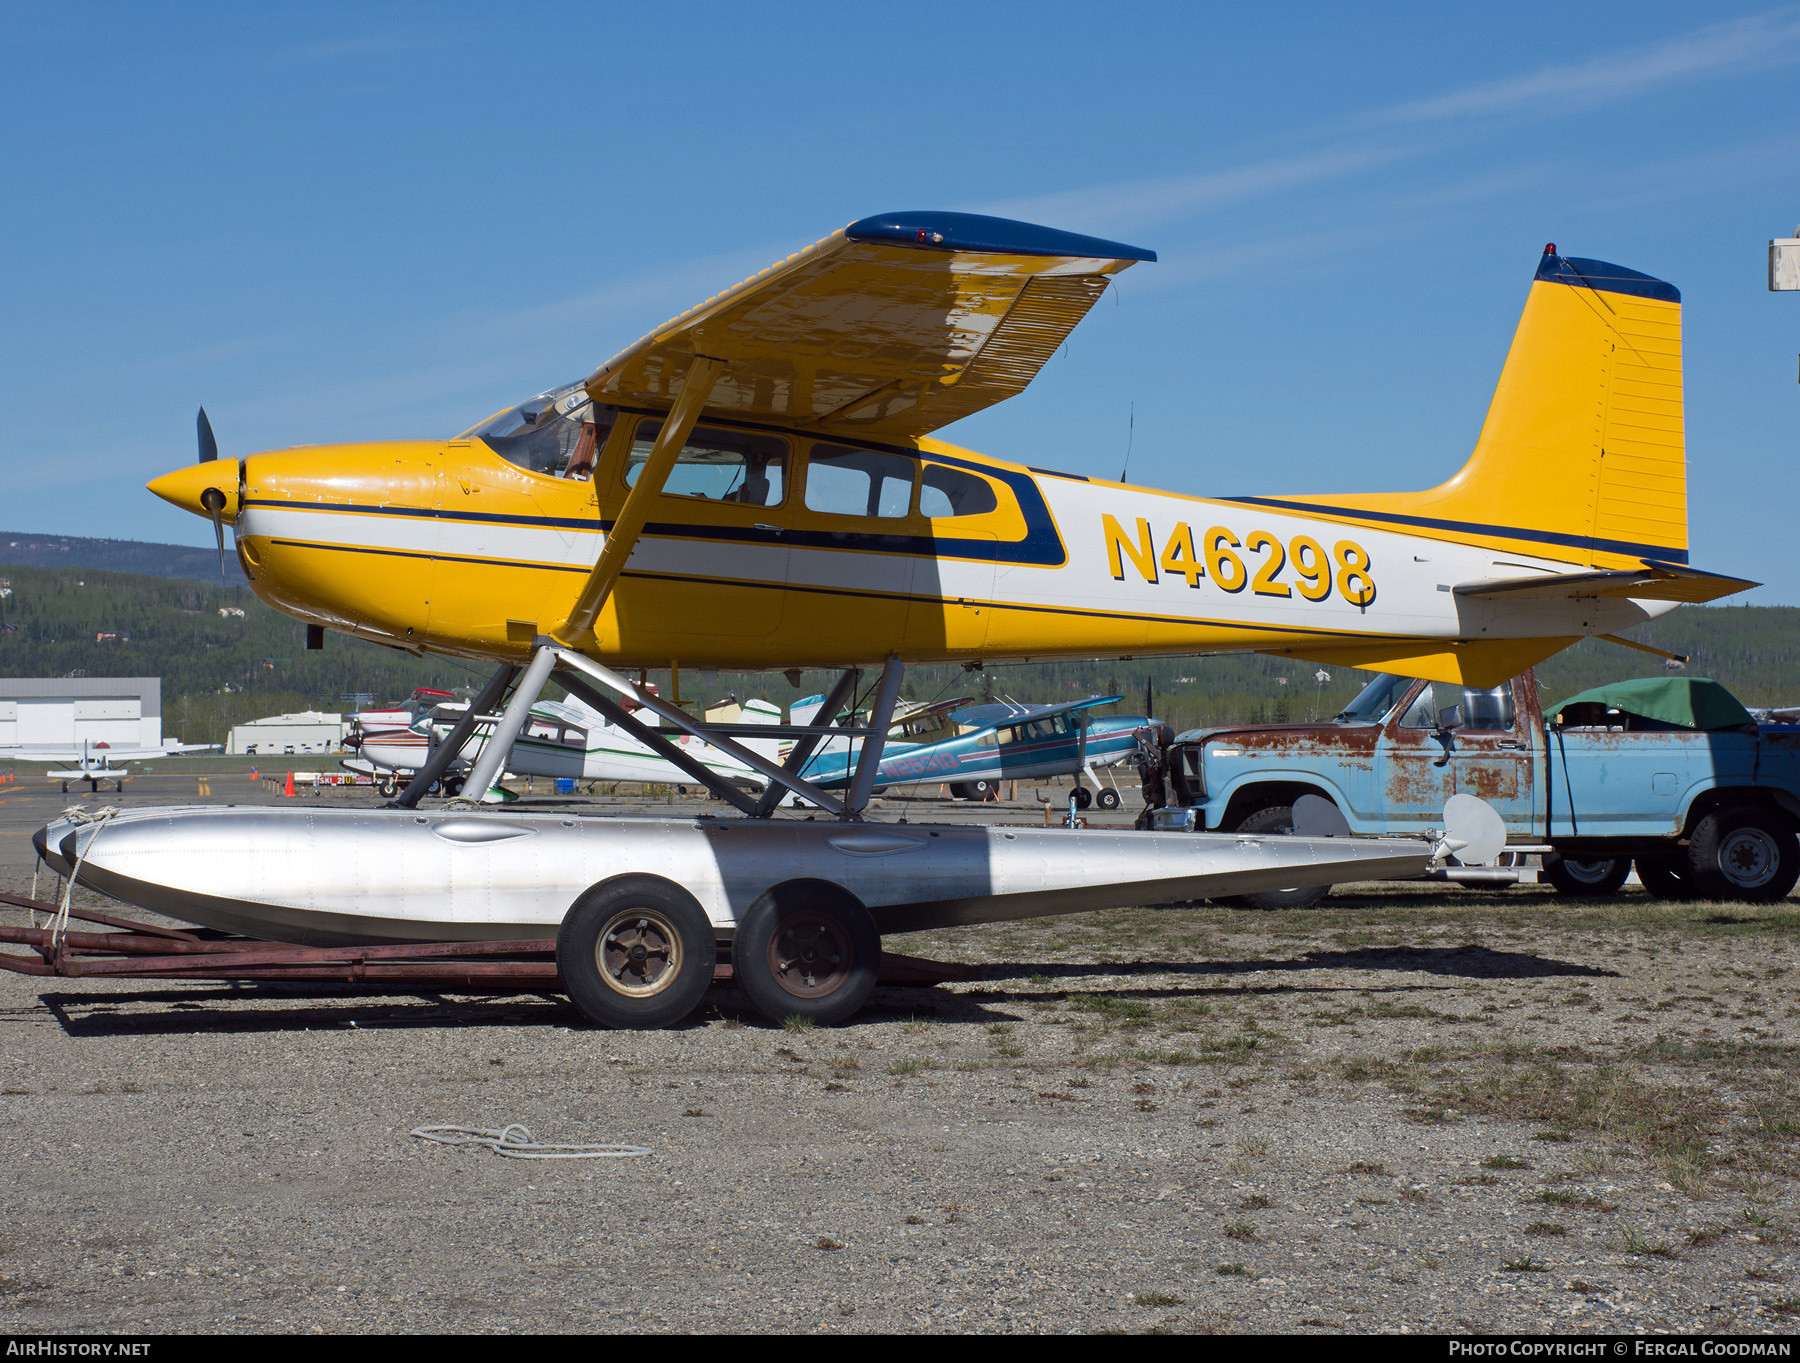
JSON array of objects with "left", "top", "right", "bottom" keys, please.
[
  {"left": 557, "top": 876, "right": 715, "bottom": 1030},
  {"left": 1216, "top": 804, "right": 1330, "bottom": 910},
  {"left": 1634, "top": 856, "right": 1693, "bottom": 901},
  {"left": 1543, "top": 854, "right": 1629, "bottom": 897},
  {"left": 1686, "top": 807, "right": 1800, "bottom": 903},
  {"left": 732, "top": 882, "right": 880, "bottom": 1027},
  {"left": 1096, "top": 787, "right": 1121, "bottom": 811}
]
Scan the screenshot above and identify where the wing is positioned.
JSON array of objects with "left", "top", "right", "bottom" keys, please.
[
  {"left": 586, "top": 212, "right": 1155, "bottom": 442},
  {"left": 1454, "top": 562, "right": 1757, "bottom": 603}
]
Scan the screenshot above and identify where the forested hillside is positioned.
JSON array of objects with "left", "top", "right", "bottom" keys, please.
[{"left": 1, "top": 553, "right": 1795, "bottom": 745}]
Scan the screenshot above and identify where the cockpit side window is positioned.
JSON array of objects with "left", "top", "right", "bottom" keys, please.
[
  {"left": 624, "top": 422, "right": 788, "bottom": 506},
  {"left": 469, "top": 382, "right": 614, "bottom": 480}
]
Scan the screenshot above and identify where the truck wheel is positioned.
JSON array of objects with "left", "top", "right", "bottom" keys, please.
[
  {"left": 732, "top": 882, "right": 880, "bottom": 1027},
  {"left": 557, "top": 876, "right": 715, "bottom": 1029},
  {"left": 1096, "top": 788, "right": 1121, "bottom": 811},
  {"left": 1634, "top": 856, "right": 1693, "bottom": 900},
  {"left": 1543, "top": 854, "right": 1629, "bottom": 896},
  {"left": 1219, "top": 804, "right": 1329, "bottom": 910},
  {"left": 1686, "top": 807, "right": 1800, "bottom": 902}
]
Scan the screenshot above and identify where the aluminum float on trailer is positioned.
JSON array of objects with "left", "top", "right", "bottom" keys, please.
[{"left": 25, "top": 804, "right": 1446, "bottom": 1028}]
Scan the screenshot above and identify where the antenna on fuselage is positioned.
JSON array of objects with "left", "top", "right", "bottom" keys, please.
[{"left": 1118, "top": 402, "right": 1135, "bottom": 483}]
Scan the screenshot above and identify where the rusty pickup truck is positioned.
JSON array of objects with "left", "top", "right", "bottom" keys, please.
[{"left": 1162, "top": 671, "right": 1800, "bottom": 908}]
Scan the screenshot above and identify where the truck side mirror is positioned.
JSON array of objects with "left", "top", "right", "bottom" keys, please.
[{"left": 1432, "top": 703, "right": 1463, "bottom": 766}]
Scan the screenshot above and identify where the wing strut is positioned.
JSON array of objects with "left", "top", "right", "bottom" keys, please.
[{"left": 557, "top": 355, "right": 725, "bottom": 645}]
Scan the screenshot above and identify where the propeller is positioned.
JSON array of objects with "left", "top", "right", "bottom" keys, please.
[{"left": 197, "top": 406, "right": 226, "bottom": 578}]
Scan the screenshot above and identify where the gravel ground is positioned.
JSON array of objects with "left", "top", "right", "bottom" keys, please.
[{"left": 1, "top": 776, "right": 1797, "bottom": 1334}]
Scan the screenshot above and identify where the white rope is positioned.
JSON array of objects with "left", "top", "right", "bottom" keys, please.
[
  {"left": 49, "top": 805, "right": 120, "bottom": 949},
  {"left": 409, "top": 1123, "right": 651, "bottom": 1160}
]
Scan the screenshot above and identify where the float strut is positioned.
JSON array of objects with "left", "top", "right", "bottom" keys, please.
[
  {"left": 751, "top": 668, "right": 860, "bottom": 819},
  {"left": 454, "top": 646, "right": 558, "bottom": 803},
  {"left": 844, "top": 656, "right": 904, "bottom": 817},
  {"left": 554, "top": 669, "right": 759, "bottom": 817},
  {"left": 393, "top": 663, "right": 518, "bottom": 809}
]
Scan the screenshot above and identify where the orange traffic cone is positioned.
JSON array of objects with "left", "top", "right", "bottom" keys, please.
[{"left": 284, "top": 771, "right": 295, "bottom": 798}]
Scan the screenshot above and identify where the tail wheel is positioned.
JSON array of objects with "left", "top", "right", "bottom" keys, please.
[
  {"left": 732, "top": 883, "right": 880, "bottom": 1027},
  {"left": 1686, "top": 807, "right": 1800, "bottom": 902},
  {"left": 557, "top": 876, "right": 715, "bottom": 1029},
  {"left": 1543, "top": 854, "right": 1629, "bottom": 897},
  {"left": 1096, "top": 788, "right": 1121, "bottom": 811}
]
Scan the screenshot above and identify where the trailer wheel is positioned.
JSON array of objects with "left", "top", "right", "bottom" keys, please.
[
  {"left": 1634, "top": 856, "right": 1692, "bottom": 900},
  {"left": 1686, "top": 807, "right": 1800, "bottom": 902},
  {"left": 557, "top": 876, "right": 715, "bottom": 1029},
  {"left": 1217, "top": 804, "right": 1329, "bottom": 910},
  {"left": 1096, "top": 788, "right": 1121, "bottom": 811},
  {"left": 1543, "top": 854, "right": 1629, "bottom": 897},
  {"left": 732, "top": 882, "right": 880, "bottom": 1027}
]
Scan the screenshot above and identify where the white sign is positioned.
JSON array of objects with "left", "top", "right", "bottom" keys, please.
[{"left": 1770, "top": 236, "right": 1800, "bottom": 291}]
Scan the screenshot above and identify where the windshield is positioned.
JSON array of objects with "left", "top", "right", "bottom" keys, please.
[
  {"left": 464, "top": 382, "right": 615, "bottom": 479},
  {"left": 1334, "top": 672, "right": 1412, "bottom": 723}
]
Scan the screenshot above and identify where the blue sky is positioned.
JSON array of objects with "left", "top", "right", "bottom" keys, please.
[{"left": 4, "top": 2, "right": 1797, "bottom": 599}]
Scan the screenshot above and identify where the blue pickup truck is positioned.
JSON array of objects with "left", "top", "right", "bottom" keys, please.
[{"left": 1163, "top": 671, "right": 1800, "bottom": 907}]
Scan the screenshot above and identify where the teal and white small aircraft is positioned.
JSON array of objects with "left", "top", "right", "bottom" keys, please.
[{"left": 800, "top": 695, "right": 1150, "bottom": 807}]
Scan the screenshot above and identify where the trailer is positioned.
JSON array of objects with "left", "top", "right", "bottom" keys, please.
[{"left": 20, "top": 804, "right": 1441, "bottom": 1028}]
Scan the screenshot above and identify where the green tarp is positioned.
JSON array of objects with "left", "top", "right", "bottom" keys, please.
[{"left": 1549, "top": 677, "right": 1757, "bottom": 732}]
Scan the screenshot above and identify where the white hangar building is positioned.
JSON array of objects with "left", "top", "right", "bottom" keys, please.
[
  {"left": 227, "top": 711, "right": 347, "bottom": 756},
  {"left": 0, "top": 678, "right": 162, "bottom": 749}
]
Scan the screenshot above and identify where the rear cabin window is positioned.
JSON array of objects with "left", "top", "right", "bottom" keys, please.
[
  {"left": 919, "top": 462, "right": 999, "bottom": 518},
  {"left": 626, "top": 422, "right": 787, "bottom": 506},
  {"left": 805, "top": 444, "right": 915, "bottom": 518}
]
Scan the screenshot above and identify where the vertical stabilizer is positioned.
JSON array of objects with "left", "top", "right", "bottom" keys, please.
[{"left": 1267, "top": 248, "right": 1687, "bottom": 567}]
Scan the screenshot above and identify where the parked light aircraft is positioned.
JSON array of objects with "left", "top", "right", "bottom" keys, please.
[
  {"left": 145, "top": 211, "right": 1755, "bottom": 819},
  {"left": 4, "top": 739, "right": 218, "bottom": 793},
  {"left": 799, "top": 695, "right": 1148, "bottom": 807},
  {"left": 346, "top": 692, "right": 779, "bottom": 796}
]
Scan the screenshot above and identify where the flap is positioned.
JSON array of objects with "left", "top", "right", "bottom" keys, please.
[{"left": 585, "top": 212, "right": 1153, "bottom": 442}]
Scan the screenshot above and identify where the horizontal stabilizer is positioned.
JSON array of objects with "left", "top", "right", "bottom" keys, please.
[{"left": 1454, "top": 562, "right": 1756, "bottom": 603}]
